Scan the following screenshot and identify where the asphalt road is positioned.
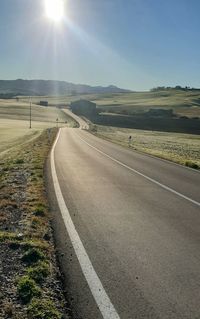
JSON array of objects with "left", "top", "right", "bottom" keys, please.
[
  {"left": 51, "top": 125, "right": 200, "bottom": 319},
  {"left": 63, "top": 108, "right": 90, "bottom": 129}
]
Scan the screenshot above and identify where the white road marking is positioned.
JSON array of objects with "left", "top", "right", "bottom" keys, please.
[
  {"left": 51, "top": 129, "right": 120, "bottom": 319},
  {"left": 76, "top": 133, "right": 200, "bottom": 208}
]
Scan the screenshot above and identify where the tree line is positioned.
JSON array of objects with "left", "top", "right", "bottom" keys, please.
[{"left": 150, "top": 86, "right": 199, "bottom": 92}]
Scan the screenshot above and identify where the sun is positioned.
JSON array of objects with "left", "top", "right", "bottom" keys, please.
[{"left": 45, "top": 0, "right": 65, "bottom": 22}]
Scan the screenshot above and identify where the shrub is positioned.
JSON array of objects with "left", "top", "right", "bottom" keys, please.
[
  {"left": 185, "top": 161, "right": 199, "bottom": 169},
  {"left": 9, "top": 242, "right": 20, "bottom": 250},
  {"left": 17, "top": 276, "right": 41, "bottom": 304},
  {"left": 15, "top": 159, "right": 24, "bottom": 164},
  {"left": 27, "top": 261, "right": 50, "bottom": 284},
  {"left": 22, "top": 248, "right": 45, "bottom": 265},
  {"left": 33, "top": 207, "right": 45, "bottom": 217},
  {"left": 27, "top": 298, "right": 61, "bottom": 319}
]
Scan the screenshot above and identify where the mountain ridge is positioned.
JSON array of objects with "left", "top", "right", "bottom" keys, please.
[{"left": 0, "top": 79, "right": 132, "bottom": 96}]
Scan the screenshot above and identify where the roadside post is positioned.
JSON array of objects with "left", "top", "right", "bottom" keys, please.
[{"left": 128, "top": 135, "right": 132, "bottom": 147}]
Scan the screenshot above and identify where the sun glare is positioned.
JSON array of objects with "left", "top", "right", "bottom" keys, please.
[{"left": 45, "top": 0, "right": 64, "bottom": 22}]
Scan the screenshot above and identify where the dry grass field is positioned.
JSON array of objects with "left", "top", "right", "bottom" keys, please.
[
  {"left": 0, "top": 99, "right": 77, "bottom": 157},
  {"left": 1, "top": 94, "right": 199, "bottom": 168},
  {"left": 0, "top": 99, "right": 74, "bottom": 122},
  {"left": 0, "top": 118, "right": 54, "bottom": 156},
  {"left": 20, "top": 89, "right": 200, "bottom": 118},
  {"left": 94, "top": 125, "right": 200, "bottom": 169}
]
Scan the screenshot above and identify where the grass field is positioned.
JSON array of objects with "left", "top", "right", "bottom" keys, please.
[
  {"left": 1, "top": 95, "right": 199, "bottom": 168},
  {"left": 0, "top": 119, "right": 55, "bottom": 156},
  {"left": 19, "top": 91, "right": 200, "bottom": 134},
  {"left": 92, "top": 90, "right": 200, "bottom": 118},
  {"left": 0, "top": 99, "right": 77, "bottom": 156},
  {"left": 93, "top": 125, "right": 200, "bottom": 169},
  {"left": 0, "top": 99, "right": 75, "bottom": 123},
  {"left": 20, "top": 89, "right": 200, "bottom": 118}
]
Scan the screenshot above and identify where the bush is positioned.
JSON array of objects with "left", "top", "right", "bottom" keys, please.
[
  {"left": 27, "top": 298, "right": 61, "bottom": 319},
  {"left": 22, "top": 248, "right": 45, "bottom": 265},
  {"left": 33, "top": 207, "right": 45, "bottom": 217},
  {"left": 185, "top": 161, "right": 199, "bottom": 169},
  {"left": 17, "top": 276, "right": 41, "bottom": 304},
  {"left": 27, "top": 261, "right": 50, "bottom": 284},
  {"left": 15, "top": 159, "right": 24, "bottom": 164},
  {"left": 9, "top": 242, "right": 20, "bottom": 250}
]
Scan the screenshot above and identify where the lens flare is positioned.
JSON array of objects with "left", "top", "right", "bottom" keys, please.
[{"left": 45, "top": 0, "right": 64, "bottom": 22}]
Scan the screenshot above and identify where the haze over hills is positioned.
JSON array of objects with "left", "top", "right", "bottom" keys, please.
[{"left": 0, "top": 79, "right": 131, "bottom": 96}]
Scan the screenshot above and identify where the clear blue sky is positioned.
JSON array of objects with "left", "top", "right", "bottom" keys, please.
[{"left": 0, "top": 0, "right": 200, "bottom": 90}]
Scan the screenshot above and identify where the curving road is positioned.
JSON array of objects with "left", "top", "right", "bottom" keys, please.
[
  {"left": 50, "top": 116, "right": 200, "bottom": 319},
  {"left": 63, "top": 108, "right": 90, "bottom": 130}
]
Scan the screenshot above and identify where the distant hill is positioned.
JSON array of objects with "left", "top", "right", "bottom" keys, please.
[{"left": 0, "top": 79, "right": 131, "bottom": 96}]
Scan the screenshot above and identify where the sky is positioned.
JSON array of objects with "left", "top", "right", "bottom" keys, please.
[{"left": 0, "top": 0, "right": 200, "bottom": 90}]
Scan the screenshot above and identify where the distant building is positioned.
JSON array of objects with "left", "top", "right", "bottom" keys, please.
[
  {"left": 40, "top": 101, "right": 48, "bottom": 107},
  {"left": 70, "top": 99, "right": 97, "bottom": 117}
]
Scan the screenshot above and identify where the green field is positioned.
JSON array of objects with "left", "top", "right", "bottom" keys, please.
[
  {"left": 93, "top": 125, "right": 200, "bottom": 169},
  {"left": 0, "top": 99, "right": 77, "bottom": 157}
]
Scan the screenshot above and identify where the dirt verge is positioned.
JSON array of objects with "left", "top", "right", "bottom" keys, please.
[{"left": 0, "top": 128, "right": 71, "bottom": 319}]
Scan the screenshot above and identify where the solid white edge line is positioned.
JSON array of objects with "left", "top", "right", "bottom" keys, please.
[
  {"left": 51, "top": 128, "right": 120, "bottom": 319},
  {"left": 76, "top": 132, "right": 200, "bottom": 208},
  {"left": 90, "top": 130, "right": 200, "bottom": 174}
]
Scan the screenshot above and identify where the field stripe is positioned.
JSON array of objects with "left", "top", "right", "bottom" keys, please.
[
  {"left": 76, "top": 132, "right": 200, "bottom": 208},
  {"left": 51, "top": 129, "right": 120, "bottom": 319}
]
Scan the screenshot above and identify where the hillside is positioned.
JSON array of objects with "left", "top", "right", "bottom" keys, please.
[
  {"left": 0, "top": 99, "right": 77, "bottom": 156},
  {"left": 88, "top": 90, "right": 200, "bottom": 118},
  {"left": 0, "top": 79, "right": 131, "bottom": 96},
  {"left": 20, "top": 89, "right": 200, "bottom": 118},
  {"left": 88, "top": 90, "right": 200, "bottom": 134}
]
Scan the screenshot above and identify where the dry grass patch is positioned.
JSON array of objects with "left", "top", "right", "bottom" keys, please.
[
  {"left": 0, "top": 128, "right": 70, "bottom": 318},
  {"left": 94, "top": 125, "right": 200, "bottom": 169}
]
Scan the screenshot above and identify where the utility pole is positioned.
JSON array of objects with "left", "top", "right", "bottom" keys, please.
[{"left": 29, "top": 96, "right": 32, "bottom": 129}]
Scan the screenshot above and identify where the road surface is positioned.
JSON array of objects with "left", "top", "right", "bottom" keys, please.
[
  {"left": 63, "top": 108, "right": 90, "bottom": 130},
  {"left": 49, "top": 123, "right": 200, "bottom": 319}
]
